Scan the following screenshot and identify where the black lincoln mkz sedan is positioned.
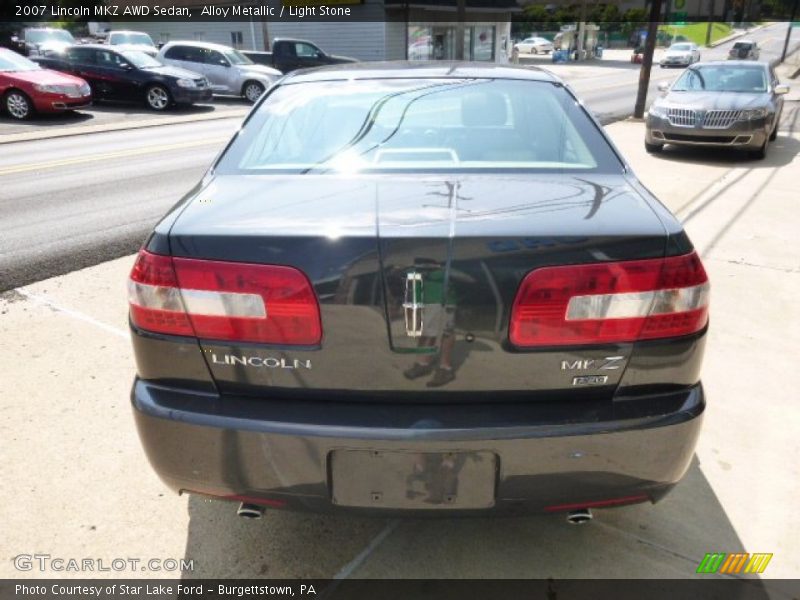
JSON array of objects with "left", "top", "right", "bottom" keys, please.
[
  {"left": 35, "top": 45, "right": 212, "bottom": 110},
  {"left": 129, "top": 63, "right": 709, "bottom": 521}
]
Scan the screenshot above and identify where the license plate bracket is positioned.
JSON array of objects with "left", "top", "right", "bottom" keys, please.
[{"left": 330, "top": 449, "right": 497, "bottom": 509}]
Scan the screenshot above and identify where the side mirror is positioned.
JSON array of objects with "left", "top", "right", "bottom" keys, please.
[
  {"left": 774, "top": 84, "right": 790, "bottom": 95},
  {"left": 11, "top": 35, "right": 19, "bottom": 43},
  {"left": 657, "top": 80, "right": 670, "bottom": 92},
  {"left": 219, "top": 60, "right": 230, "bottom": 67},
  {"left": 120, "top": 63, "right": 133, "bottom": 70}
]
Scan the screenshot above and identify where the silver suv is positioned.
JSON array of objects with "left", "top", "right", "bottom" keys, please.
[{"left": 158, "top": 41, "right": 281, "bottom": 102}]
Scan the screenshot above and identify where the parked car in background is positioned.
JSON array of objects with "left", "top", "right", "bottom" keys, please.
[
  {"left": 106, "top": 31, "right": 158, "bottom": 57},
  {"left": 728, "top": 40, "right": 760, "bottom": 60},
  {"left": 242, "top": 39, "right": 357, "bottom": 73},
  {"left": 15, "top": 28, "right": 76, "bottom": 57},
  {"left": 158, "top": 41, "right": 281, "bottom": 102},
  {"left": 0, "top": 48, "right": 91, "bottom": 120},
  {"left": 513, "top": 37, "right": 554, "bottom": 55},
  {"left": 646, "top": 61, "right": 788, "bottom": 159},
  {"left": 129, "top": 62, "right": 710, "bottom": 521},
  {"left": 660, "top": 42, "right": 701, "bottom": 68},
  {"left": 35, "top": 45, "right": 211, "bottom": 111}
]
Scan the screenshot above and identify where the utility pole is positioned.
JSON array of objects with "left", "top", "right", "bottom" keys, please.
[
  {"left": 634, "top": 0, "right": 664, "bottom": 119},
  {"left": 705, "top": 0, "right": 715, "bottom": 46},
  {"left": 781, "top": 0, "right": 799, "bottom": 63},
  {"left": 577, "top": 0, "right": 587, "bottom": 60},
  {"left": 455, "top": 0, "right": 466, "bottom": 60}
]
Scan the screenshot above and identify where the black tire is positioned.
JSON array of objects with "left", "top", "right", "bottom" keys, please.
[
  {"left": 242, "top": 80, "right": 265, "bottom": 104},
  {"left": 145, "top": 84, "right": 171, "bottom": 111},
  {"left": 769, "top": 118, "right": 778, "bottom": 141},
  {"left": 749, "top": 140, "right": 767, "bottom": 160},
  {"left": 645, "top": 140, "right": 664, "bottom": 153},
  {"left": 4, "top": 89, "right": 34, "bottom": 120}
]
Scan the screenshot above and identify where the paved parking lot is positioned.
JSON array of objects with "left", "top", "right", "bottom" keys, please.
[{"left": 1, "top": 89, "right": 798, "bottom": 580}]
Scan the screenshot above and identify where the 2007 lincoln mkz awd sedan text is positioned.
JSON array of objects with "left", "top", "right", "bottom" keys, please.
[{"left": 128, "top": 63, "right": 709, "bottom": 519}]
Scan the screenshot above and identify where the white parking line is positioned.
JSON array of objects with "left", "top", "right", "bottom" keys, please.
[
  {"left": 332, "top": 519, "right": 400, "bottom": 580},
  {"left": 15, "top": 288, "right": 130, "bottom": 340}
]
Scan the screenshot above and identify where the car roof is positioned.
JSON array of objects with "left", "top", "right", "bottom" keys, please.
[
  {"left": 273, "top": 38, "right": 317, "bottom": 45},
  {"left": 161, "top": 40, "right": 233, "bottom": 52},
  {"left": 108, "top": 30, "right": 151, "bottom": 35},
  {"left": 734, "top": 40, "right": 756, "bottom": 44},
  {"left": 690, "top": 60, "right": 767, "bottom": 68},
  {"left": 70, "top": 44, "right": 122, "bottom": 51},
  {"left": 283, "top": 61, "right": 561, "bottom": 84}
]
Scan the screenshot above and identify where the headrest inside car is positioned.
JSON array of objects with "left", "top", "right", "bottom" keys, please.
[{"left": 461, "top": 91, "right": 508, "bottom": 127}]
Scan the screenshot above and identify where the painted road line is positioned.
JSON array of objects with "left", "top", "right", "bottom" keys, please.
[
  {"left": 332, "top": 520, "right": 400, "bottom": 580},
  {"left": 0, "top": 137, "right": 228, "bottom": 176},
  {"left": 15, "top": 288, "right": 130, "bottom": 340}
]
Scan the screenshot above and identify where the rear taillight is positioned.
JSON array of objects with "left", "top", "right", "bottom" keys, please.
[
  {"left": 128, "top": 249, "right": 322, "bottom": 345},
  {"left": 509, "top": 252, "right": 709, "bottom": 347}
]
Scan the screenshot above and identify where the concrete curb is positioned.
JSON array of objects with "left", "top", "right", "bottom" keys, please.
[
  {"left": 707, "top": 23, "right": 769, "bottom": 48},
  {"left": 0, "top": 108, "right": 249, "bottom": 145}
]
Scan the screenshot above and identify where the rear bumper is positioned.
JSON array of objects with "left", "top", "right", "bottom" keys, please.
[{"left": 132, "top": 379, "right": 704, "bottom": 515}]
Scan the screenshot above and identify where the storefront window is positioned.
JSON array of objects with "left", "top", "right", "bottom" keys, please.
[
  {"left": 408, "top": 24, "right": 497, "bottom": 62},
  {"left": 408, "top": 26, "right": 432, "bottom": 60},
  {"left": 472, "top": 26, "right": 495, "bottom": 61}
]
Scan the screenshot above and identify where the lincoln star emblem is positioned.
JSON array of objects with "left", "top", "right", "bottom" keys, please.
[{"left": 403, "top": 272, "right": 424, "bottom": 337}]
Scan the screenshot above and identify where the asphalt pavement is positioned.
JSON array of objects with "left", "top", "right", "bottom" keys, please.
[{"left": 0, "top": 118, "right": 237, "bottom": 290}]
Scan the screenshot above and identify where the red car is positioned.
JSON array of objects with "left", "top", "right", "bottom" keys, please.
[{"left": 0, "top": 48, "right": 91, "bottom": 120}]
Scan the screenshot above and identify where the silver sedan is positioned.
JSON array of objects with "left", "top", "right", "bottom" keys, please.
[{"left": 645, "top": 61, "right": 789, "bottom": 159}]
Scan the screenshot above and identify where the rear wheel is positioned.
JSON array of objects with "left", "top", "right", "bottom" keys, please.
[
  {"left": 645, "top": 140, "right": 663, "bottom": 153},
  {"left": 4, "top": 90, "right": 33, "bottom": 120},
  {"left": 243, "top": 80, "right": 265, "bottom": 103},
  {"left": 145, "top": 84, "right": 171, "bottom": 111}
]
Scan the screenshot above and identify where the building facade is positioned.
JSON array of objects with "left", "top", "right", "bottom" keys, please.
[{"left": 121, "top": 0, "right": 516, "bottom": 62}]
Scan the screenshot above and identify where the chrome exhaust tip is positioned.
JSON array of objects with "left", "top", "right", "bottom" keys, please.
[
  {"left": 237, "top": 502, "right": 264, "bottom": 519},
  {"left": 566, "top": 508, "right": 593, "bottom": 525}
]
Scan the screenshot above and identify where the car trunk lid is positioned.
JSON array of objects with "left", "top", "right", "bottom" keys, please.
[{"left": 164, "top": 173, "right": 670, "bottom": 398}]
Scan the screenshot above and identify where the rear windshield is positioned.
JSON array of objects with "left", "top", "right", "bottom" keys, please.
[
  {"left": 670, "top": 44, "right": 692, "bottom": 51},
  {"left": 672, "top": 65, "right": 767, "bottom": 93},
  {"left": 121, "top": 50, "right": 161, "bottom": 69},
  {"left": 110, "top": 32, "right": 154, "bottom": 46},
  {"left": 26, "top": 29, "right": 75, "bottom": 44},
  {"left": 215, "top": 78, "right": 622, "bottom": 174}
]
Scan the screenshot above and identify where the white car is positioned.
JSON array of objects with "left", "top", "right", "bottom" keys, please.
[
  {"left": 660, "top": 43, "right": 701, "bottom": 68},
  {"left": 514, "top": 37, "right": 554, "bottom": 55},
  {"left": 106, "top": 31, "right": 159, "bottom": 57},
  {"left": 158, "top": 41, "right": 282, "bottom": 102}
]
